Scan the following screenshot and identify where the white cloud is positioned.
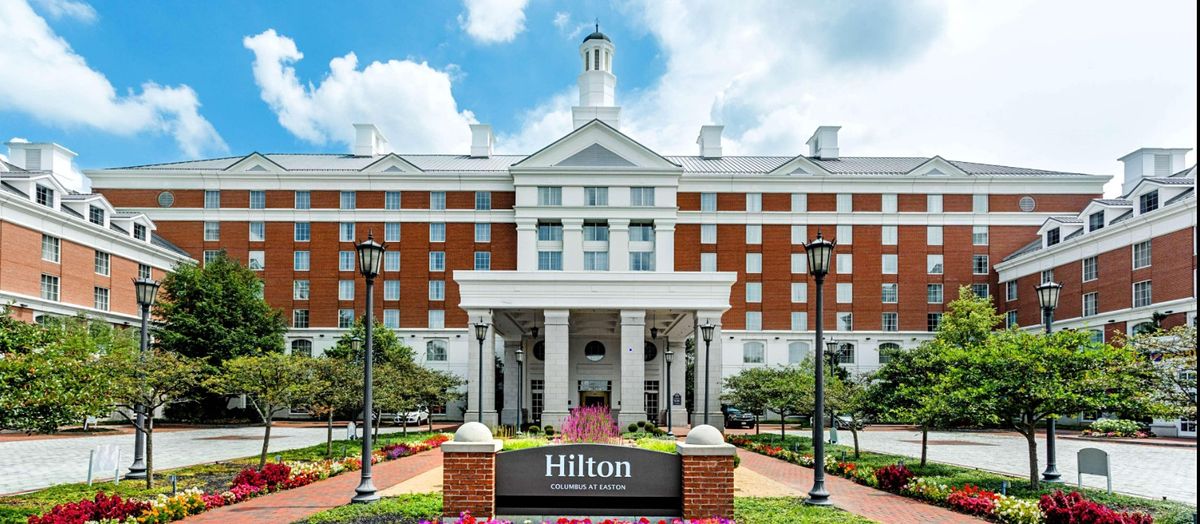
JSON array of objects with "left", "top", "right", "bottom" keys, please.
[
  {"left": 552, "top": 11, "right": 586, "bottom": 40},
  {"left": 31, "top": 0, "right": 96, "bottom": 23},
  {"left": 243, "top": 29, "right": 475, "bottom": 153},
  {"left": 0, "top": 1, "right": 225, "bottom": 157},
  {"left": 458, "top": 0, "right": 529, "bottom": 44}
]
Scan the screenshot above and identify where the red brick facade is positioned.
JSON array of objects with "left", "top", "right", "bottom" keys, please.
[
  {"left": 680, "top": 455, "right": 735, "bottom": 519},
  {"left": 442, "top": 451, "right": 497, "bottom": 518}
]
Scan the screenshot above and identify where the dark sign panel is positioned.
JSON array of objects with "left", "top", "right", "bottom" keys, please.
[{"left": 495, "top": 444, "right": 681, "bottom": 516}]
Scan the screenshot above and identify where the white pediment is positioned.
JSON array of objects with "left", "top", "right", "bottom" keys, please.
[
  {"left": 767, "top": 155, "right": 833, "bottom": 176},
  {"left": 907, "top": 156, "right": 971, "bottom": 177},
  {"left": 225, "top": 153, "right": 286, "bottom": 173},
  {"left": 513, "top": 119, "right": 679, "bottom": 170},
  {"left": 361, "top": 153, "right": 423, "bottom": 174}
]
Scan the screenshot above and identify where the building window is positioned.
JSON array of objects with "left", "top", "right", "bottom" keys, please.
[
  {"left": 428, "top": 280, "right": 445, "bottom": 301},
  {"left": 746, "top": 224, "right": 762, "bottom": 244},
  {"left": 91, "top": 251, "right": 109, "bottom": 276},
  {"left": 203, "top": 250, "right": 220, "bottom": 265},
  {"left": 584, "top": 251, "right": 608, "bottom": 271},
  {"left": 791, "top": 253, "right": 806, "bottom": 274},
  {"left": 294, "top": 191, "right": 310, "bottom": 209},
  {"left": 836, "top": 224, "right": 853, "bottom": 244},
  {"left": 472, "top": 222, "right": 491, "bottom": 243},
  {"left": 630, "top": 187, "right": 655, "bottom": 206},
  {"left": 882, "top": 312, "right": 898, "bottom": 332},
  {"left": 337, "top": 280, "right": 354, "bottom": 301},
  {"left": 972, "top": 255, "right": 990, "bottom": 275},
  {"left": 835, "top": 343, "right": 855, "bottom": 364},
  {"left": 338, "top": 309, "right": 354, "bottom": 329},
  {"left": 584, "top": 187, "right": 608, "bottom": 206},
  {"left": 464, "top": 251, "right": 487, "bottom": 271},
  {"left": 248, "top": 251, "right": 265, "bottom": 270},
  {"left": 791, "top": 283, "right": 807, "bottom": 303},
  {"left": 882, "top": 194, "right": 898, "bottom": 213},
  {"left": 630, "top": 252, "right": 655, "bottom": 271},
  {"left": 1083, "top": 293, "right": 1098, "bottom": 317},
  {"left": 973, "top": 194, "right": 989, "bottom": 213},
  {"left": 630, "top": 223, "right": 655, "bottom": 242},
  {"left": 927, "top": 194, "right": 942, "bottom": 213},
  {"left": 836, "top": 254, "right": 852, "bottom": 274},
  {"left": 1133, "top": 281, "right": 1152, "bottom": 308},
  {"left": 384, "top": 280, "right": 401, "bottom": 301},
  {"left": 1133, "top": 241, "right": 1152, "bottom": 269},
  {"left": 429, "top": 222, "right": 446, "bottom": 242},
  {"left": 928, "top": 283, "right": 944, "bottom": 304},
  {"left": 339, "top": 191, "right": 356, "bottom": 209},
  {"left": 291, "top": 339, "right": 313, "bottom": 357},
  {"left": 133, "top": 223, "right": 147, "bottom": 241},
  {"left": 1006, "top": 310, "right": 1018, "bottom": 328},
  {"left": 745, "top": 312, "right": 763, "bottom": 331},
  {"left": 538, "top": 251, "right": 562, "bottom": 271},
  {"left": 837, "top": 312, "right": 853, "bottom": 331},
  {"left": 1046, "top": 227, "right": 1060, "bottom": 246},
  {"left": 93, "top": 287, "right": 109, "bottom": 311},
  {"left": 245, "top": 221, "right": 264, "bottom": 242},
  {"left": 1083, "top": 256, "right": 1098, "bottom": 281},
  {"left": 204, "top": 222, "right": 220, "bottom": 241},
  {"left": 746, "top": 253, "right": 762, "bottom": 273},
  {"left": 36, "top": 185, "right": 54, "bottom": 207},
  {"left": 836, "top": 283, "right": 853, "bottom": 303},
  {"left": 746, "top": 193, "right": 762, "bottom": 212},
  {"left": 742, "top": 341, "right": 765, "bottom": 364},
  {"left": 882, "top": 254, "right": 898, "bottom": 274},
  {"left": 882, "top": 225, "right": 898, "bottom": 245},
  {"left": 426, "top": 340, "right": 448, "bottom": 361},
  {"left": 1139, "top": 190, "right": 1158, "bottom": 214},
  {"left": 701, "top": 224, "right": 717, "bottom": 244},
  {"left": 836, "top": 193, "right": 852, "bottom": 213},
  {"left": 1088, "top": 330, "right": 1104, "bottom": 343},
  {"left": 40, "top": 274, "right": 59, "bottom": 301},
  {"left": 927, "top": 226, "right": 943, "bottom": 246},
  {"left": 700, "top": 253, "right": 717, "bottom": 272},
  {"left": 1041, "top": 269, "right": 1055, "bottom": 284},
  {"left": 88, "top": 205, "right": 105, "bottom": 226},
  {"left": 972, "top": 226, "right": 988, "bottom": 245},
  {"left": 428, "top": 310, "right": 445, "bottom": 329},
  {"left": 379, "top": 222, "right": 398, "bottom": 242},
  {"left": 340, "top": 222, "right": 355, "bottom": 242},
  {"left": 292, "top": 309, "right": 309, "bottom": 328},
  {"left": 881, "top": 283, "right": 898, "bottom": 303},
  {"left": 538, "top": 222, "right": 563, "bottom": 241},
  {"left": 746, "top": 282, "right": 762, "bottom": 303},
  {"left": 293, "top": 280, "right": 310, "bottom": 300},
  {"left": 204, "top": 190, "right": 220, "bottom": 209},
  {"left": 791, "top": 193, "right": 807, "bottom": 212},
  {"left": 294, "top": 222, "right": 310, "bottom": 241},
  {"left": 429, "top": 191, "right": 446, "bottom": 210},
  {"left": 469, "top": 190, "right": 490, "bottom": 211},
  {"left": 249, "top": 190, "right": 266, "bottom": 209},
  {"left": 138, "top": 264, "right": 152, "bottom": 280},
  {"left": 538, "top": 187, "right": 562, "bottom": 206},
  {"left": 334, "top": 250, "right": 352, "bottom": 272},
  {"left": 582, "top": 222, "right": 608, "bottom": 242},
  {"left": 927, "top": 313, "right": 943, "bottom": 332},
  {"left": 791, "top": 225, "right": 807, "bottom": 244},
  {"left": 878, "top": 342, "right": 900, "bottom": 364},
  {"left": 701, "top": 192, "right": 717, "bottom": 212},
  {"left": 790, "top": 313, "right": 808, "bottom": 332},
  {"left": 1088, "top": 212, "right": 1105, "bottom": 232},
  {"left": 294, "top": 251, "right": 310, "bottom": 271},
  {"left": 971, "top": 283, "right": 989, "bottom": 299},
  {"left": 1006, "top": 281, "right": 1018, "bottom": 301},
  {"left": 927, "top": 254, "right": 943, "bottom": 274},
  {"left": 429, "top": 251, "right": 446, "bottom": 272},
  {"left": 382, "top": 251, "right": 400, "bottom": 272}
]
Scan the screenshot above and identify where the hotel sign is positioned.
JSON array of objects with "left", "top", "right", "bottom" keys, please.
[{"left": 495, "top": 444, "right": 681, "bottom": 516}]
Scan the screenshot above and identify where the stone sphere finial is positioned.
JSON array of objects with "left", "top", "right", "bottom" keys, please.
[
  {"left": 685, "top": 424, "right": 724, "bottom": 445},
  {"left": 454, "top": 421, "right": 492, "bottom": 443}
]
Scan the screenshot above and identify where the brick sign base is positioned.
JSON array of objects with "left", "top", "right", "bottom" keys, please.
[{"left": 680, "top": 455, "right": 735, "bottom": 519}]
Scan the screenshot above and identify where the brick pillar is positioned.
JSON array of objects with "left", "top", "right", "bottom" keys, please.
[
  {"left": 441, "top": 422, "right": 502, "bottom": 520},
  {"left": 677, "top": 425, "right": 736, "bottom": 519}
]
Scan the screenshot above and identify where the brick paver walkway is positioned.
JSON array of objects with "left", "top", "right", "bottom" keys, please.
[
  {"left": 185, "top": 450, "right": 443, "bottom": 524},
  {"left": 736, "top": 449, "right": 984, "bottom": 524}
]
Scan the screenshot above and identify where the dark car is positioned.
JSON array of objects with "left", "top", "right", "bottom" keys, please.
[{"left": 722, "top": 406, "right": 756, "bottom": 429}]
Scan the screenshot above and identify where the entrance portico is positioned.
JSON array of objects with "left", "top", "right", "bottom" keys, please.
[{"left": 456, "top": 270, "right": 736, "bottom": 429}]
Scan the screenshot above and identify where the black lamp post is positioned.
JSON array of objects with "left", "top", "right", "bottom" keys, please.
[
  {"left": 352, "top": 233, "right": 384, "bottom": 504},
  {"left": 127, "top": 277, "right": 159, "bottom": 479},
  {"left": 515, "top": 346, "right": 525, "bottom": 433},
  {"left": 699, "top": 321, "right": 715, "bottom": 426},
  {"left": 473, "top": 319, "right": 490, "bottom": 423},
  {"left": 804, "top": 231, "right": 835, "bottom": 506},
  {"left": 665, "top": 346, "right": 675, "bottom": 436},
  {"left": 1036, "top": 280, "right": 1063, "bottom": 483}
]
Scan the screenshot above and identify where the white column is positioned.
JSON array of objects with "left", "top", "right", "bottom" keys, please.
[
  {"left": 541, "top": 309, "right": 571, "bottom": 428},
  {"left": 501, "top": 339, "right": 520, "bottom": 426},
  {"left": 516, "top": 218, "right": 537, "bottom": 271},
  {"left": 617, "top": 310, "right": 646, "bottom": 427},
  {"left": 667, "top": 338, "right": 688, "bottom": 433},
  {"left": 465, "top": 310, "right": 498, "bottom": 426},
  {"left": 654, "top": 219, "right": 675, "bottom": 272},
  {"left": 692, "top": 310, "right": 724, "bottom": 430},
  {"left": 562, "top": 218, "right": 584, "bottom": 271},
  {"left": 609, "top": 219, "right": 630, "bottom": 271}
]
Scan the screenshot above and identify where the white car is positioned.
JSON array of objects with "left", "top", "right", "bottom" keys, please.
[{"left": 394, "top": 408, "right": 430, "bottom": 426}]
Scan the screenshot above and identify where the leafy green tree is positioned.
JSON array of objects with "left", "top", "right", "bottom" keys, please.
[
  {"left": 327, "top": 317, "right": 414, "bottom": 365},
  {"left": 206, "top": 353, "right": 317, "bottom": 468},
  {"left": 110, "top": 348, "right": 206, "bottom": 488},
  {"left": 827, "top": 374, "right": 871, "bottom": 458},
  {"left": 931, "top": 329, "right": 1160, "bottom": 488},
  {"left": 154, "top": 253, "right": 286, "bottom": 364},
  {"left": 303, "top": 356, "right": 359, "bottom": 456},
  {"left": 0, "top": 307, "right": 53, "bottom": 352},
  {"left": 722, "top": 366, "right": 777, "bottom": 435},
  {"left": 413, "top": 367, "right": 464, "bottom": 432},
  {"left": 1119, "top": 325, "right": 1198, "bottom": 422}
]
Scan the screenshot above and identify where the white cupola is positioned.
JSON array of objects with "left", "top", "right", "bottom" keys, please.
[{"left": 572, "top": 24, "right": 621, "bottom": 129}]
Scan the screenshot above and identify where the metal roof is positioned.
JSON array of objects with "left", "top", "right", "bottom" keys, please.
[
  {"left": 1093, "top": 199, "right": 1132, "bottom": 206},
  {"left": 1143, "top": 177, "right": 1196, "bottom": 186},
  {"left": 1002, "top": 239, "right": 1043, "bottom": 261},
  {"left": 151, "top": 234, "right": 191, "bottom": 257}
]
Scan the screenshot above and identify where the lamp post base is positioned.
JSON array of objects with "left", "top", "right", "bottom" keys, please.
[
  {"left": 351, "top": 480, "right": 380, "bottom": 504},
  {"left": 126, "top": 466, "right": 146, "bottom": 480},
  {"left": 805, "top": 484, "right": 832, "bottom": 506},
  {"left": 1041, "top": 469, "right": 1063, "bottom": 483}
]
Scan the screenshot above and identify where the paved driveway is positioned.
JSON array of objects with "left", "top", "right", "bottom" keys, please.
[
  {"left": 834, "top": 428, "right": 1196, "bottom": 504},
  {"left": 0, "top": 425, "right": 413, "bottom": 495}
]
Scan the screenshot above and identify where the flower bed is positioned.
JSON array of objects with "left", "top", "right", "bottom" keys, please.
[
  {"left": 27, "top": 434, "right": 450, "bottom": 524},
  {"left": 727, "top": 435, "right": 1156, "bottom": 524},
  {"left": 1080, "top": 419, "right": 1154, "bottom": 439},
  {"left": 430, "top": 512, "right": 734, "bottom": 524}
]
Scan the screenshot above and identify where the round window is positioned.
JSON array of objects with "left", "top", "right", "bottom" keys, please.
[
  {"left": 157, "top": 191, "right": 175, "bottom": 208},
  {"left": 1018, "top": 196, "right": 1036, "bottom": 212},
  {"left": 584, "top": 340, "right": 605, "bottom": 362},
  {"left": 533, "top": 341, "right": 545, "bottom": 361},
  {"left": 644, "top": 341, "right": 658, "bottom": 362}
]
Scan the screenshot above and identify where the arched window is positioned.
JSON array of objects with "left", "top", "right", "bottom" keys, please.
[
  {"left": 1132, "top": 322, "right": 1158, "bottom": 335},
  {"left": 426, "top": 339, "right": 447, "bottom": 361},
  {"left": 742, "top": 341, "right": 765, "bottom": 364},
  {"left": 290, "top": 339, "right": 313, "bottom": 358},
  {"left": 836, "top": 343, "right": 856, "bottom": 364},
  {"left": 533, "top": 340, "right": 545, "bottom": 361},
  {"left": 584, "top": 340, "right": 606, "bottom": 362},
  {"left": 644, "top": 341, "right": 658, "bottom": 362},
  {"left": 877, "top": 342, "right": 901, "bottom": 365},
  {"left": 787, "top": 341, "right": 809, "bottom": 364}
]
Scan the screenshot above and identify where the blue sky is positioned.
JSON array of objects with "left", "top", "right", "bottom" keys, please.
[{"left": 1, "top": 0, "right": 1196, "bottom": 195}]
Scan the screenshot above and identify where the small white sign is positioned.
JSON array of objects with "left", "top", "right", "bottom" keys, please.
[{"left": 1077, "top": 447, "right": 1112, "bottom": 494}]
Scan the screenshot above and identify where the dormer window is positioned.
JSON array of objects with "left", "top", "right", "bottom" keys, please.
[
  {"left": 35, "top": 185, "right": 54, "bottom": 207},
  {"left": 1139, "top": 190, "right": 1158, "bottom": 214},
  {"left": 88, "top": 205, "right": 105, "bottom": 226},
  {"left": 1088, "top": 212, "right": 1105, "bottom": 232},
  {"left": 133, "top": 223, "right": 147, "bottom": 241},
  {"left": 1046, "top": 227, "right": 1060, "bottom": 246}
]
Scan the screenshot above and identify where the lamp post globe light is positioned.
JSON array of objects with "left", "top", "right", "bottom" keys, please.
[
  {"left": 804, "top": 231, "right": 835, "bottom": 506},
  {"left": 473, "top": 319, "right": 491, "bottom": 424},
  {"left": 515, "top": 346, "right": 525, "bottom": 433},
  {"left": 699, "top": 321, "right": 715, "bottom": 426},
  {"left": 352, "top": 233, "right": 384, "bottom": 504},
  {"left": 664, "top": 347, "right": 674, "bottom": 436},
  {"left": 1036, "top": 280, "right": 1064, "bottom": 483},
  {"left": 127, "top": 277, "right": 160, "bottom": 479}
]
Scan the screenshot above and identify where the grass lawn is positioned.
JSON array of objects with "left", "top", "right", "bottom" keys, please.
[
  {"left": 298, "top": 493, "right": 874, "bottom": 523},
  {"left": 0, "top": 430, "right": 446, "bottom": 524},
  {"left": 737, "top": 434, "right": 1196, "bottom": 524}
]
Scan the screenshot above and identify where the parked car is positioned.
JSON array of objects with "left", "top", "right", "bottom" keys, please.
[
  {"left": 722, "top": 406, "right": 756, "bottom": 429},
  {"left": 393, "top": 407, "right": 430, "bottom": 426}
]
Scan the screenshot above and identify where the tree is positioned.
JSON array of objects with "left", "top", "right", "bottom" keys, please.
[
  {"left": 154, "top": 253, "right": 287, "bottom": 364},
  {"left": 722, "top": 366, "right": 777, "bottom": 435},
  {"left": 931, "top": 329, "right": 1160, "bottom": 488},
  {"left": 206, "top": 353, "right": 317, "bottom": 468},
  {"left": 110, "top": 348, "right": 205, "bottom": 488},
  {"left": 413, "top": 368, "right": 464, "bottom": 432},
  {"left": 827, "top": 374, "right": 871, "bottom": 458},
  {"left": 1120, "top": 325, "right": 1197, "bottom": 422},
  {"left": 326, "top": 317, "right": 414, "bottom": 365},
  {"left": 1, "top": 313, "right": 132, "bottom": 434},
  {"left": 303, "top": 356, "right": 359, "bottom": 456}
]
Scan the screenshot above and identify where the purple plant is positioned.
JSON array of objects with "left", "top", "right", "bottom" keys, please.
[{"left": 560, "top": 405, "right": 621, "bottom": 443}]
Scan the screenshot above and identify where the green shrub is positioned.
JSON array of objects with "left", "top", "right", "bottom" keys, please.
[
  {"left": 628, "top": 423, "right": 639, "bottom": 433},
  {"left": 1087, "top": 419, "right": 1142, "bottom": 437},
  {"left": 543, "top": 425, "right": 555, "bottom": 436},
  {"left": 525, "top": 424, "right": 542, "bottom": 435}
]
